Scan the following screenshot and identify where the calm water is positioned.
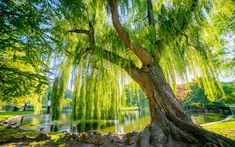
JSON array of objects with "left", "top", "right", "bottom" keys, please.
[{"left": 5, "top": 110, "right": 227, "bottom": 133}]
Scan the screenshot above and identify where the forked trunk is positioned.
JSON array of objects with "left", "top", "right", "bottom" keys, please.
[{"left": 127, "top": 63, "right": 235, "bottom": 147}]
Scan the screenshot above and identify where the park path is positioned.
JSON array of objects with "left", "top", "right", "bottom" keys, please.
[{"left": 200, "top": 115, "right": 233, "bottom": 126}]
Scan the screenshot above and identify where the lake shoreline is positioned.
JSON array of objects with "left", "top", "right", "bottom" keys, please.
[
  {"left": 0, "top": 114, "right": 234, "bottom": 146},
  {"left": 0, "top": 112, "right": 228, "bottom": 133}
]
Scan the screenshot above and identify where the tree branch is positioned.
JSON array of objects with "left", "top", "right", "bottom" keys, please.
[
  {"left": 66, "top": 28, "right": 90, "bottom": 36},
  {"left": 182, "top": 32, "right": 211, "bottom": 60},
  {"left": 109, "top": 0, "right": 153, "bottom": 66},
  {"left": 67, "top": 26, "right": 95, "bottom": 51},
  {"left": 96, "top": 47, "right": 137, "bottom": 70},
  {"left": 181, "top": 33, "right": 196, "bottom": 48}
]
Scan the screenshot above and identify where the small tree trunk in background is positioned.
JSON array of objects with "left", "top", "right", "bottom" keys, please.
[
  {"left": 13, "top": 106, "right": 18, "bottom": 112},
  {"left": 20, "top": 116, "right": 24, "bottom": 125},
  {"left": 23, "top": 103, "right": 27, "bottom": 111}
]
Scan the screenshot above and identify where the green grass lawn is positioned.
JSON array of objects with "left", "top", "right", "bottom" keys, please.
[
  {"left": 0, "top": 111, "right": 33, "bottom": 121},
  {"left": 203, "top": 116, "right": 235, "bottom": 140}
]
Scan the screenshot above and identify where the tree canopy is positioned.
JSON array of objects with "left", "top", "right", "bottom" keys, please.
[{"left": 1, "top": 0, "right": 234, "bottom": 118}]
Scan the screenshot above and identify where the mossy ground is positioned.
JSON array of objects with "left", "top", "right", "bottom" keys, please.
[{"left": 0, "top": 126, "right": 65, "bottom": 146}]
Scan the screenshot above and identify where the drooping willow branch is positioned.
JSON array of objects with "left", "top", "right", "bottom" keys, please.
[
  {"left": 181, "top": 33, "right": 209, "bottom": 58},
  {"left": 66, "top": 28, "right": 89, "bottom": 34},
  {"left": 66, "top": 26, "right": 94, "bottom": 50},
  {"left": 0, "top": 66, "right": 49, "bottom": 98}
]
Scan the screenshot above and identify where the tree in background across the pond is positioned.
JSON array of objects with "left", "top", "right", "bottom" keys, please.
[{"left": 181, "top": 81, "right": 235, "bottom": 113}]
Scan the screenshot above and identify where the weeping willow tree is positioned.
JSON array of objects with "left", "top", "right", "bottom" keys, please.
[{"left": 49, "top": 0, "right": 235, "bottom": 146}]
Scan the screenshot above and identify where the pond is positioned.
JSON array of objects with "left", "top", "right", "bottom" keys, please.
[{"left": 5, "top": 110, "right": 227, "bottom": 133}]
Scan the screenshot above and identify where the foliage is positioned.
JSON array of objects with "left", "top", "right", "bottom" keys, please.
[
  {"left": 124, "top": 82, "right": 148, "bottom": 108},
  {"left": 220, "top": 82, "right": 235, "bottom": 104},
  {"left": 182, "top": 81, "right": 235, "bottom": 108},
  {"left": 0, "top": 0, "right": 57, "bottom": 108},
  {"left": 182, "top": 83, "right": 209, "bottom": 108}
]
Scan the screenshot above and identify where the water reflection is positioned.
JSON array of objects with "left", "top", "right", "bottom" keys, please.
[
  {"left": 190, "top": 113, "right": 226, "bottom": 125},
  {"left": 5, "top": 110, "right": 227, "bottom": 133}
]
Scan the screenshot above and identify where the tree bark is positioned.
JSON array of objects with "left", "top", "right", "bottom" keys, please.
[
  {"left": 125, "top": 63, "right": 235, "bottom": 146},
  {"left": 109, "top": 0, "right": 152, "bottom": 66}
]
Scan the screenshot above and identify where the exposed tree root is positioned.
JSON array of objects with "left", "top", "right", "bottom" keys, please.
[
  {"left": 137, "top": 121, "right": 235, "bottom": 147},
  {"left": 2, "top": 121, "right": 234, "bottom": 147},
  {"left": 59, "top": 121, "right": 235, "bottom": 147}
]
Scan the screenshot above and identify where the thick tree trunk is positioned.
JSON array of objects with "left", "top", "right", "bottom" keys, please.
[{"left": 126, "top": 63, "right": 235, "bottom": 146}]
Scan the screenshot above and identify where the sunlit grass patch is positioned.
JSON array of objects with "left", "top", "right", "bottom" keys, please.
[
  {"left": 0, "top": 111, "right": 33, "bottom": 121},
  {"left": 203, "top": 116, "right": 235, "bottom": 140},
  {"left": 29, "top": 140, "right": 48, "bottom": 146}
]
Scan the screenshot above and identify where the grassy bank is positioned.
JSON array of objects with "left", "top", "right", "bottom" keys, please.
[
  {"left": 203, "top": 116, "right": 235, "bottom": 140},
  {"left": 0, "top": 126, "right": 64, "bottom": 146},
  {"left": 0, "top": 111, "right": 33, "bottom": 121}
]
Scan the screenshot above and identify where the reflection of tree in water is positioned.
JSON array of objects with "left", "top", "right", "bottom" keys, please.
[
  {"left": 119, "top": 110, "right": 149, "bottom": 124},
  {"left": 16, "top": 110, "right": 150, "bottom": 133},
  {"left": 50, "top": 123, "right": 59, "bottom": 132},
  {"left": 20, "top": 116, "right": 24, "bottom": 125},
  {"left": 203, "top": 113, "right": 207, "bottom": 124},
  {"left": 75, "top": 120, "right": 107, "bottom": 133},
  {"left": 76, "top": 121, "right": 86, "bottom": 132},
  {"left": 76, "top": 121, "right": 93, "bottom": 132}
]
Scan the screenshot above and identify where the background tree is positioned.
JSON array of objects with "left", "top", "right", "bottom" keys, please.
[
  {"left": 182, "top": 81, "right": 235, "bottom": 108},
  {"left": 0, "top": 0, "right": 58, "bottom": 111}
]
